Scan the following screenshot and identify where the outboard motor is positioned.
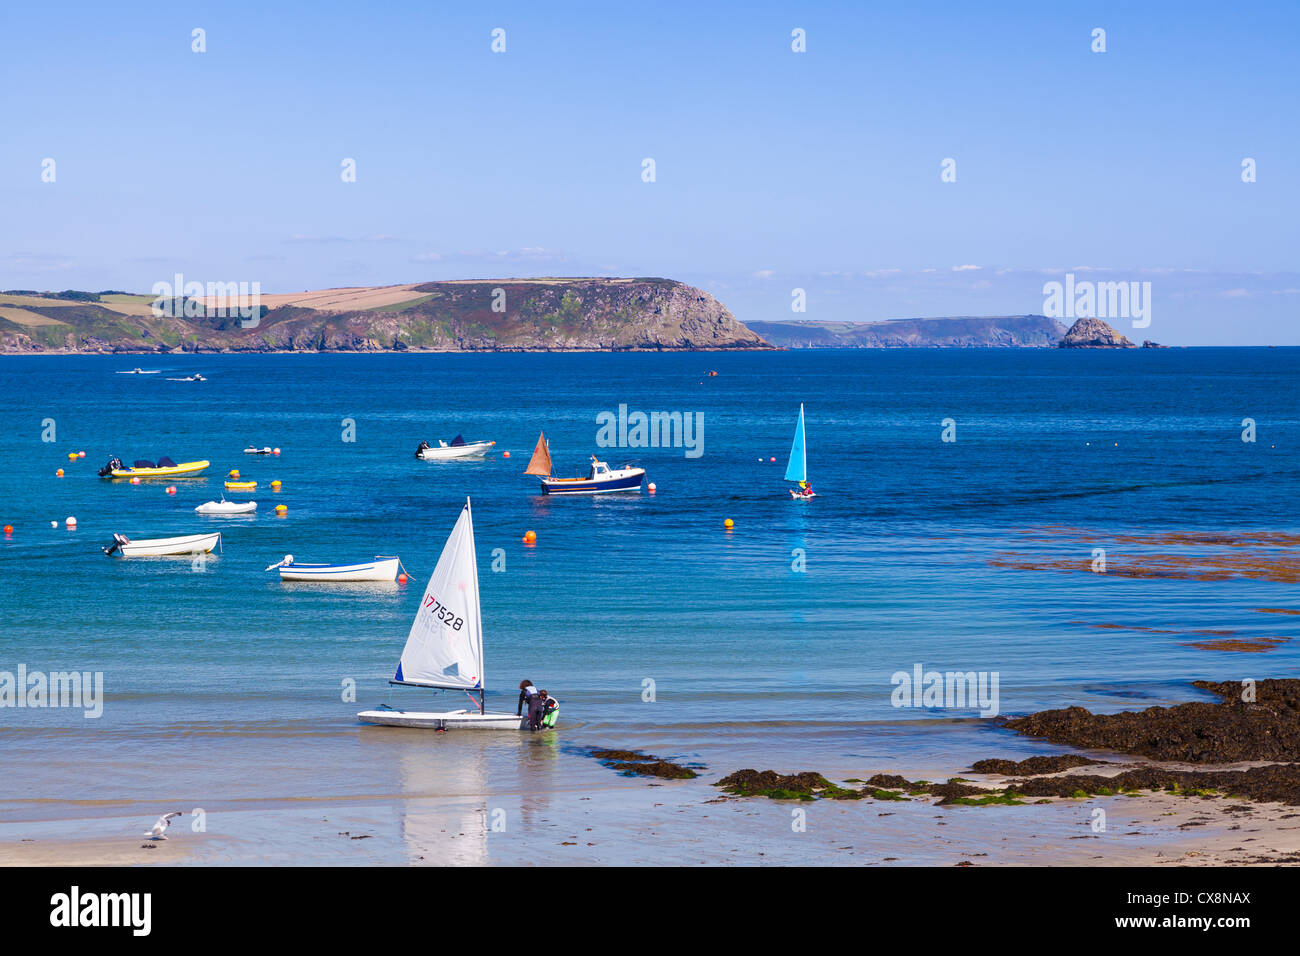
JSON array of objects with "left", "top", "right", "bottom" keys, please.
[
  {"left": 102, "top": 533, "right": 131, "bottom": 556},
  {"left": 97, "top": 457, "right": 124, "bottom": 477},
  {"left": 414, "top": 441, "right": 430, "bottom": 458}
]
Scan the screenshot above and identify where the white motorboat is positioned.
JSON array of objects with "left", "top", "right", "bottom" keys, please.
[
  {"left": 414, "top": 436, "right": 496, "bottom": 460},
  {"left": 266, "top": 555, "right": 400, "bottom": 582},
  {"left": 103, "top": 532, "right": 221, "bottom": 557},
  {"left": 357, "top": 498, "right": 541, "bottom": 731},
  {"left": 243, "top": 446, "right": 273, "bottom": 455},
  {"left": 195, "top": 498, "right": 257, "bottom": 515}
]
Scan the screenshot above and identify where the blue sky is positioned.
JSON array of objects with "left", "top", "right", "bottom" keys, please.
[{"left": 2, "top": 0, "right": 1297, "bottom": 344}]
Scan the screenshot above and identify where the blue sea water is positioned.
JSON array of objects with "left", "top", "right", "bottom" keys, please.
[{"left": 0, "top": 349, "right": 1297, "bottom": 858}]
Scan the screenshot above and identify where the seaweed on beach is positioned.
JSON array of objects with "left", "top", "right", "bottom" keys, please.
[
  {"left": 1006, "top": 764, "right": 1300, "bottom": 806},
  {"left": 1002, "top": 678, "right": 1300, "bottom": 763},
  {"left": 969, "top": 755, "right": 1108, "bottom": 776},
  {"left": 715, "top": 770, "right": 863, "bottom": 801}
]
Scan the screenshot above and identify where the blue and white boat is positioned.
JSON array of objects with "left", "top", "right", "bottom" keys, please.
[
  {"left": 266, "top": 554, "right": 401, "bottom": 582},
  {"left": 524, "top": 432, "right": 645, "bottom": 495},
  {"left": 785, "top": 403, "right": 817, "bottom": 500}
]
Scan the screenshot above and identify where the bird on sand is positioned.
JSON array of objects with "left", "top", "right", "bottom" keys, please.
[{"left": 144, "top": 812, "right": 183, "bottom": 840}]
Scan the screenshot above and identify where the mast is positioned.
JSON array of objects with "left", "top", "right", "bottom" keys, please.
[{"left": 466, "top": 496, "right": 485, "bottom": 714}]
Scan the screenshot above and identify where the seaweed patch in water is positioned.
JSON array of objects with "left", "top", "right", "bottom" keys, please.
[{"left": 584, "top": 748, "right": 700, "bottom": 779}]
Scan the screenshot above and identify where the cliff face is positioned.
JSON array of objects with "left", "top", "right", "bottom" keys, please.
[
  {"left": 1058, "top": 317, "right": 1136, "bottom": 348},
  {"left": 747, "top": 315, "right": 1068, "bottom": 348},
  {"left": 0, "top": 279, "right": 770, "bottom": 353}
]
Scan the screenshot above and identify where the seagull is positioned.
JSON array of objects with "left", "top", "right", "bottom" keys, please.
[{"left": 144, "top": 812, "right": 183, "bottom": 840}]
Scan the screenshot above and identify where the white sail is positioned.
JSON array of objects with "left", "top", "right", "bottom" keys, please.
[{"left": 394, "top": 500, "right": 484, "bottom": 690}]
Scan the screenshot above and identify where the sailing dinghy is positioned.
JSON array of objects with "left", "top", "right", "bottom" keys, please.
[
  {"left": 357, "top": 498, "right": 535, "bottom": 730},
  {"left": 785, "top": 403, "right": 816, "bottom": 499}
]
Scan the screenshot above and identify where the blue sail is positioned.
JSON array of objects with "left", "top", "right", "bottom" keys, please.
[{"left": 784, "top": 404, "right": 807, "bottom": 483}]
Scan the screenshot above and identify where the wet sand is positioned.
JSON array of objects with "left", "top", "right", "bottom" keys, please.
[{"left": 4, "top": 762, "right": 1298, "bottom": 866}]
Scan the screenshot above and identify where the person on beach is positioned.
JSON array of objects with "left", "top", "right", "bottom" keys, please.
[
  {"left": 517, "top": 679, "right": 543, "bottom": 731},
  {"left": 540, "top": 690, "right": 559, "bottom": 728}
]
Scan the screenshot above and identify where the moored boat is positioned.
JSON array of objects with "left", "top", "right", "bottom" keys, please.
[
  {"left": 98, "top": 457, "right": 209, "bottom": 479},
  {"left": 266, "top": 555, "right": 401, "bottom": 582},
  {"left": 196, "top": 498, "right": 257, "bottom": 515},
  {"left": 224, "top": 480, "right": 257, "bottom": 491},
  {"left": 102, "top": 532, "right": 221, "bottom": 557},
  {"left": 523, "top": 432, "right": 644, "bottom": 495},
  {"left": 415, "top": 436, "right": 496, "bottom": 460}
]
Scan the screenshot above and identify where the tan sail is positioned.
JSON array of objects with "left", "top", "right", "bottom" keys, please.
[{"left": 523, "top": 431, "right": 552, "bottom": 477}]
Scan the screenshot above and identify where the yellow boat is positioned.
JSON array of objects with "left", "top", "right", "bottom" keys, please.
[
  {"left": 101, "top": 459, "right": 210, "bottom": 479},
  {"left": 224, "top": 480, "right": 257, "bottom": 491}
]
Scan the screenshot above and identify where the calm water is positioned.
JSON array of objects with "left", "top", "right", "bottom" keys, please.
[{"left": 1, "top": 350, "right": 1297, "bottom": 859}]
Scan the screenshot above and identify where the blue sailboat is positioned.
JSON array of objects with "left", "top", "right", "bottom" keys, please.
[{"left": 785, "top": 404, "right": 816, "bottom": 499}]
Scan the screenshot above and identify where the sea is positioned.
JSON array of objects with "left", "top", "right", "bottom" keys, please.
[{"left": 1, "top": 349, "right": 1297, "bottom": 863}]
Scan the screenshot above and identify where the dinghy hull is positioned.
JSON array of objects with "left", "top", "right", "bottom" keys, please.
[
  {"left": 110, "top": 532, "right": 221, "bottom": 557},
  {"left": 105, "top": 460, "right": 210, "bottom": 479},
  {"left": 356, "top": 708, "right": 528, "bottom": 730},
  {"left": 278, "top": 558, "right": 400, "bottom": 582}
]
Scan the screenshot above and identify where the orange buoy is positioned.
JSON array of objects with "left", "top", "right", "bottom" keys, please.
[
  {"left": 397, "top": 573, "right": 408, "bottom": 584},
  {"left": 523, "top": 530, "right": 537, "bottom": 545},
  {"left": 272, "top": 448, "right": 281, "bottom": 456},
  {"left": 647, "top": 482, "right": 657, "bottom": 494},
  {"left": 769, "top": 456, "right": 776, "bottom": 462},
  {"left": 3, "top": 525, "right": 12, "bottom": 535},
  {"left": 503, "top": 451, "right": 511, "bottom": 458},
  {"left": 166, "top": 486, "right": 177, "bottom": 495},
  {"left": 56, "top": 468, "right": 64, "bottom": 477},
  {"left": 724, "top": 518, "right": 734, "bottom": 530}
]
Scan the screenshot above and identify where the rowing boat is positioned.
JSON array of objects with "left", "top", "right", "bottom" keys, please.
[
  {"left": 266, "top": 555, "right": 401, "bottom": 582},
  {"left": 195, "top": 499, "right": 257, "bottom": 515}
]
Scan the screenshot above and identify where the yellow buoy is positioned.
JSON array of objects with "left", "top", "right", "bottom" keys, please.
[
  {"left": 56, "top": 468, "right": 64, "bottom": 477},
  {"left": 67, "top": 452, "right": 77, "bottom": 461},
  {"left": 724, "top": 518, "right": 734, "bottom": 530},
  {"left": 271, "top": 480, "right": 282, "bottom": 491},
  {"left": 275, "top": 504, "right": 287, "bottom": 516}
]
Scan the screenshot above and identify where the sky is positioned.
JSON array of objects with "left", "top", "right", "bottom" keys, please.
[{"left": 1, "top": 0, "right": 1297, "bottom": 344}]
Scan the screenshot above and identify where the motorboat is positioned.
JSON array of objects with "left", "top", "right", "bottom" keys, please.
[
  {"left": 415, "top": 436, "right": 496, "bottom": 460},
  {"left": 103, "top": 532, "right": 221, "bottom": 557},
  {"left": 523, "top": 433, "right": 644, "bottom": 495}
]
